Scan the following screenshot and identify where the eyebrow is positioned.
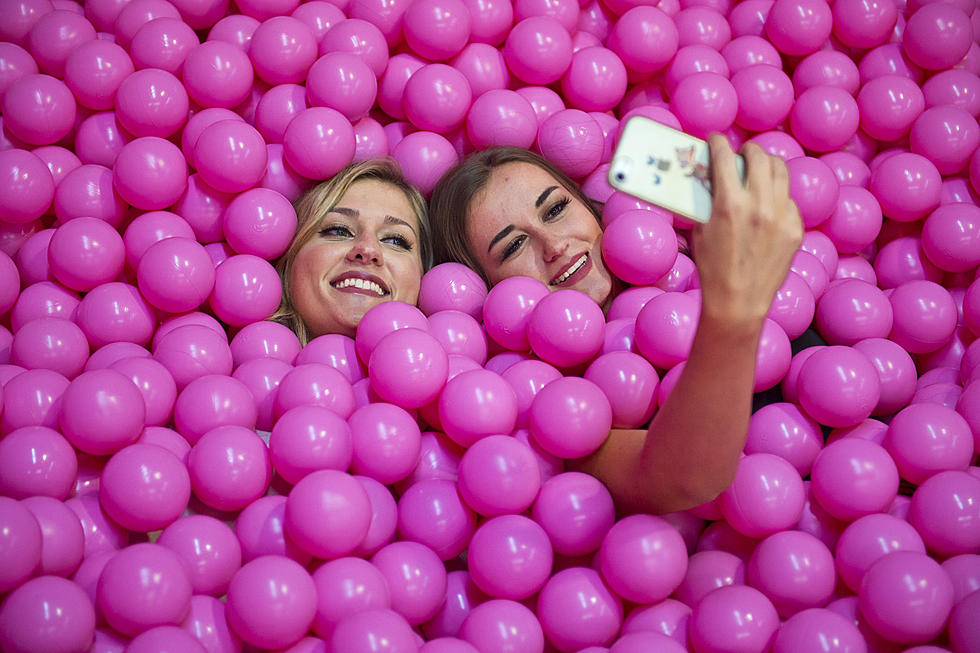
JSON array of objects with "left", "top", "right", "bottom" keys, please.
[
  {"left": 328, "top": 206, "right": 418, "bottom": 237},
  {"left": 536, "top": 186, "right": 559, "bottom": 207},
  {"left": 486, "top": 186, "right": 561, "bottom": 254}
]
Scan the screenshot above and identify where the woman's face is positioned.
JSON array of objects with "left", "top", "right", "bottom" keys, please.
[
  {"left": 466, "top": 162, "right": 613, "bottom": 305},
  {"left": 289, "top": 179, "right": 424, "bottom": 338}
]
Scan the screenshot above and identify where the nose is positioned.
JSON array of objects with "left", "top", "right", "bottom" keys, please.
[
  {"left": 541, "top": 231, "right": 567, "bottom": 263},
  {"left": 347, "top": 233, "right": 383, "bottom": 265}
]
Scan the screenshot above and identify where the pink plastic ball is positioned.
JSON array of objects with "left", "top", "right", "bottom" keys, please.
[
  {"left": 504, "top": 16, "right": 572, "bottom": 84},
  {"left": 230, "top": 319, "right": 300, "bottom": 367},
  {"left": 525, "top": 289, "right": 604, "bottom": 368},
  {"left": 174, "top": 374, "right": 257, "bottom": 444},
  {"left": 832, "top": 0, "right": 896, "bottom": 48},
  {"left": 114, "top": 68, "right": 188, "bottom": 138},
  {"left": 249, "top": 16, "right": 317, "bottom": 85},
  {"left": 0, "top": 575, "right": 96, "bottom": 653},
  {"left": 306, "top": 52, "right": 378, "bottom": 122},
  {"left": 235, "top": 495, "right": 310, "bottom": 564},
  {"left": 225, "top": 555, "right": 316, "bottom": 650},
  {"left": 815, "top": 279, "right": 892, "bottom": 346},
  {"left": 718, "top": 452, "right": 806, "bottom": 538},
  {"left": 869, "top": 152, "right": 942, "bottom": 223},
  {"left": 851, "top": 337, "right": 916, "bottom": 415},
  {"left": 0, "top": 149, "right": 54, "bottom": 225},
  {"left": 285, "top": 469, "right": 371, "bottom": 558},
  {"left": 371, "top": 540, "right": 447, "bottom": 625},
  {"left": 889, "top": 280, "right": 957, "bottom": 354},
  {"left": 0, "top": 426, "right": 76, "bottom": 500},
  {"left": 635, "top": 291, "right": 700, "bottom": 369},
  {"left": 600, "top": 210, "right": 677, "bottom": 286},
  {"left": 722, "top": 35, "right": 781, "bottom": 74},
  {"left": 745, "top": 402, "right": 823, "bottom": 476},
  {"left": 731, "top": 64, "right": 794, "bottom": 132},
  {"left": 354, "top": 301, "right": 429, "bottom": 362},
  {"left": 390, "top": 130, "right": 459, "bottom": 195},
  {"left": 835, "top": 513, "right": 926, "bottom": 594},
  {"left": 598, "top": 514, "right": 688, "bottom": 604},
  {"left": 283, "top": 106, "right": 356, "bottom": 179},
  {"left": 183, "top": 40, "right": 254, "bottom": 108},
  {"left": 764, "top": 0, "right": 832, "bottom": 56},
  {"left": 536, "top": 567, "right": 622, "bottom": 651},
  {"left": 437, "top": 369, "right": 515, "bottom": 447},
  {"left": 269, "top": 405, "right": 352, "bottom": 483},
  {"left": 401, "top": 64, "right": 471, "bottom": 135},
  {"left": 922, "top": 203, "right": 980, "bottom": 272},
  {"left": 318, "top": 16, "right": 389, "bottom": 77},
  {"left": 772, "top": 608, "right": 866, "bottom": 653},
  {"left": 254, "top": 83, "right": 305, "bottom": 144},
  {"left": 100, "top": 443, "right": 190, "bottom": 532},
  {"left": 458, "top": 599, "right": 543, "bottom": 653},
  {"left": 767, "top": 271, "right": 816, "bottom": 340},
  {"left": 129, "top": 16, "right": 198, "bottom": 73},
  {"left": 345, "top": 402, "right": 419, "bottom": 484},
  {"left": 48, "top": 216, "right": 124, "bottom": 292},
  {"left": 886, "top": 403, "right": 973, "bottom": 485},
  {"left": 859, "top": 551, "right": 954, "bottom": 645},
  {"left": 467, "top": 514, "right": 552, "bottom": 600},
  {"left": 903, "top": 2, "right": 972, "bottom": 70},
  {"left": 402, "top": 0, "right": 471, "bottom": 60},
  {"left": 559, "top": 46, "right": 627, "bottom": 113},
  {"left": 909, "top": 470, "right": 980, "bottom": 557},
  {"left": 20, "top": 496, "right": 81, "bottom": 577},
  {"left": 310, "top": 556, "right": 390, "bottom": 638},
  {"left": 1, "top": 369, "right": 68, "bottom": 433},
  {"left": 97, "top": 542, "right": 193, "bottom": 637},
  {"left": 59, "top": 368, "right": 145, "bottom": 455},
  {"left": 689, "top": 585, "right": 779, "bottom": 653},
  {"left": 746, "top": 530, "right": 836, "bottom": 617},
  {"left": 797, "top": 345, "right": 880, "bottom": 428},
  {"left": 209, "top": 254, "right": 282, "bottom": 327},
  {"left": 368, "top": 328, "right": 449, "bottom": 409},
  {"left": 457, "top": 434, "right": 541, "bottom": 516},
  {"left": 481, "top": 276, "right": 548, "bottom": 350},
  {"left": 188, "top": 425, "right": 271, "bottom": 511},
  {"left": 500, "top": 359, "right": 561, "bottom": 429},
  {"left": 10, "top": 317, "right": 88, "bottom": 379},
  {"left": 584, "top": 351, "right": 658, "bottom": 428},
  {"left": 464, "top": 89, "right": 536, "bottom": 150},
  {"left": 820, "top": 186, "right": 882, "bottom": 254},
  {"left": 790, "top": 85, "right": 860, "bottom": 153},
  {"left": 671, "top": 71, "right": 739, "bottom": 138},
  {"left": 604, "top": 6, "right": 677, "bottom": 76},
  {"left": 530, "top": 471, "right": 613, "bottom": 557},
  {"left": 113, "top": 136, "right": 187, "bottom": 210},
  {"left": 397, "top": 478, "right": 476, "bottom": 560},
  {"left": 810, "top": 438, "right": 899, "bottom": 521},
  {"left": 137, "top": 236, "right": 215, "bottom": 314},
  {"left": 922, "top": 69, "right": 980, "bottom": 117},
  {"left": 122, "top": 210, "right": 195, "bottom": 271},
  {"left": 856, "top": 74, "right": 924, "bottom": 142},
  {"left": 157, "top": 515, "right": 241, "bottom": 598},
  {"left": 529, "top": 376, "right": 611, "bottom": 459},
  {"left": 910, "top": 105, "right": 980, "bottom": 176},
  {"left": 194, "top": 119, "right": 267, "bottom": 194},
  {"left": 329, "top": 609, "right": 418, "bottom": 653},
  {"left": 3, "top": 74, "right": 76, "bottom": 146}
]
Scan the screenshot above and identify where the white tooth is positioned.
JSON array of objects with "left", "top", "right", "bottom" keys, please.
[
  {"left": 355, "top": 279, "right": 366, "bottom": 289},
  {"left": 371, "top": 283, "right": 382, "bottom": 295},
  {"left": 555, "top": 255, "right": 587, "bottom": 285}
]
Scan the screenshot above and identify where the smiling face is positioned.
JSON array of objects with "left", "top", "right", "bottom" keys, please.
[
  {"left": 289, "top": 178, "right": 424, "bottom": 338},
  {"left": 466, "top": 162, "right": 614, "bottom": 305}
]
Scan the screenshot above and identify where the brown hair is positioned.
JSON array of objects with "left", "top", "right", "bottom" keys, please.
[
  {"left": 428, "top": 147, "right": 602, "bottom": 284},
  {"left": 272, "top": 158, "right": 431, "bottom": 345}
]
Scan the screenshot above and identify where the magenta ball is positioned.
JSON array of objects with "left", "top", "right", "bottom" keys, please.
[
  {"left": 194, "top": 119, "right": 267, "bottom": 194},
  {"left": 789, "top": 85, "right": 860, "bottom": 153},
  {"left": 885, "top": 403, "right": 973, "bottom": 485},
  {"left": 584, "top": 351, "right": 658, "bottom": 429},
  {"left": 397, "top": 478, "right": 476, "bottom": 560},
  {"left": 599, "top": 514, "right": 688, "bottom": 604},
  {"left": 851, "top": 337, "right": 917, "bottom": 416},
  {"left": 2, "top": 74, "right": 76, "bottom": 146},
  {"left": 114, "top": 68, "right": 188, "bottom": 138},
  {"left": 390, "top": 130, "right": 460, "bottom": 196},
  {"left": 157, "top": 514, "right": 241, "bottom": 597},
  {"left": 746, "top": 530, "right": 836, "bottom": 617},
  {"left": 504, "top": 16, "right": 573, "bottom": 85},
  {"left": 328, "top": 609, "right": 418, "bottom": 653},
  {"left": 438, "top": 369, "right": 517, "bottom": 447},
  {"left": 527, "top": 289, "right": 605, "bottom": 368},
  {"left": 857, "top": 75, "right": 924, "bottom": 142},
  {"left": 100, "top": 443, "right": 190, "bottom": 532},
  {"left": 0, "top": 575, "right": 96, "bottom": 653},
  {"left": 689, "top": 585, "right": 779, "bottom": 653},
  {"left": 815, "top": 279, "right": 892, "bottom": 346},
  {"left": 671, "top": 71, "right": 738, "bottom": 139},
  {"left": 531, "top": 471, "right": 614, "bottom": 557},
  {"left": 129, "top": 16, "right": 198, "bottom": 73},
  {"left": 635, "top": 291, "right": 700, "bottom": 369},
  {"left": 209, "top": 254, "right": 282, "bottom": 326},
  {"left": 921, "top": 202, "right": 980, "bottom": 273},
  {"left": 1, "top": 369, "right": 69, "bottom": 434},
  {"left": 226, "top": 555, "right": 317, "bottom": 650},
  {"left": 810, "top": 438, "right": 899, "bottom": 521},
  {"left": 371, "top": 540, "right": 447, "bottom": 625},
  {"left": 113, "top": 136, "right": 188, "bottom": 210},
  {"left": 535, "top": 108, "right": 604, "bottom": 178},
  {"left": 418, "top": 262, "right": 489, "bottom": 319},
  {"left": 0, "top": 426, "right": 77, "bottom": 500},
  {"left": 910, "top": 105, "right": 980, "bottom": 175},
  {"left": 122, "top": 210, "right": 195, "bottom": 271},
  {"left": 249, "top": 15, "right": 317, "bottom": 84},
  {"left": 137, "top": 236, "right": 215, "bottom": 314},
  {"left": 311, "top": 557, "right": 390, "bottom": 638},
  {"left": 765, "top": 0, "right": 832, "bottom": 56},
  {"left": 903, "top": 2, "right": 972, "bottom": 70},
  {"left": 732, "top": 64, "right": 794, "bottom": 132},
  {"left": 560, "top": 46, "right": 627, "bottom": 113},
  {"left": 269, "top": 405, "right": 352, "bottom": 484},
  {"left": 481, "top": 275, "right": 549, "bottom": 352},
  {"left": 152, "top": 323, "right": 232, "bottom": 391},
  {"left": 465, "top": 89, "right": 537, "bottom": 150},
  {"left": 426, "top": 310, "right": 487, "bottom": 365},
  {"left": 889, "top": 280, "right": 958, "bottom": 354},
  {"left": 174, "top": 374, "right": 257, "bottom": 444},
  {"left": 47, "top": 216, "right": 124, "bottom": 292},
  {"left": 835, "top": 513, "right": 926, "bottom": 594},
  {"left": 59, "top": 368, "right": 145, "bottom": 455},
  {"left": 869, "top": 152, "right": 942, "bottom": 223},
  {"left": 467, "top": 514, "right": 553, "bottom": 600},
  {"left": 797, "top": 345, "right": 880, "bottom": 428},
  {"left": 673, "top": 550, "right": 745, "bottom": 609},
  {"left": 459, "top": 600, "right": 545, "bottom": 653},
  {"left": 457, "top": 434, "right": 541, "bottom": 516},
  {"left": 346, "top": 403, "right": 420, "bottom": 484},
  {"left": 306, "top": 52, "right": 377, "bottom": 122},
  {"left": 536, "top": 567, "right": 622, "bottom": 651},
  {"left": 182, "top": 40, "right": 254, "bottom": 109},
  {"left": 745, "top": 402, "right": 823, "bottom": 476},
  {"left": 188, "top": 425, "right": 270, "bottom": 511},
  {"left": 0, "top": 148, "right": 55, "bottom": 225},
  {"left": 606, "top": 6, "right": 678, "bottom": 75},
  {"left": 767, "top": 271, "right": 816, "bottom": 341},
  {"left": 832, "top": 0, "right": 896, "bottom": 48},
  {"left": 909, "top": 470, "right": 980, "bottom": 557},
  {"left": 368, "top": 328, "right": 449, "bottom": 409},
  {"left": 402, "top": 63, "right": 471, "bottom": 133},
  {"left": 923, "top": 69, "right": 980, "bottom": 117},
  {"left": 285, "top": 469, "right": 371, "bottom": 558},
  {"left": 529, "top": 376, "right": 611, "bottom": 459},
  {"left": 718, "top": 452, "right": 806, "bottom": 538},
  {"left": 402, "top": 0, "right": 471, "bottom": 60},
  {"left": 859, "top": 551, "right": 954, "bottom": 645},
  {"left": 601, "top": 210, "right": 677, "bottom": 285},
  {"left": 10, "top": 317, "right": 88, "bottom": 379},
  {"left": 97, "top": 542, "right": 193, "bottom": 637},
  {"left": 772, "top": 608, "right": 866, "bottom": 653},
  {"left": 0, "top": 497, "right": 42, "bottom": 594}
]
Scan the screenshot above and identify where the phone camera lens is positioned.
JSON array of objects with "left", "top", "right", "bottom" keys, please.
[{"left": 614, "top": 172, "right": 625, "bottom": 182}]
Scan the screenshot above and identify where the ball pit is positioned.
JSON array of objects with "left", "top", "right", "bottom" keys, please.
[{"left": 1, "top": 0, "right": 980, "bottom": 651}]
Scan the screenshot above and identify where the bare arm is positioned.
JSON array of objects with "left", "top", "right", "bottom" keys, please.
[{"left": 572, "top": 136, "right": 803, "bottom": 515}]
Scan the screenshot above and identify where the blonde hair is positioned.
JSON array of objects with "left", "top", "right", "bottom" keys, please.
[
  {"left": 272, "top": 159, "right": 431, "bottom": 345},
  {"left": 429, "top": 147, "right": 602, "bottom": 285}
]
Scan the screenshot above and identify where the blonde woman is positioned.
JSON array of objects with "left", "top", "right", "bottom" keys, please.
[{"left": 274, "top": 159, "right": 432, "bottom": 344}]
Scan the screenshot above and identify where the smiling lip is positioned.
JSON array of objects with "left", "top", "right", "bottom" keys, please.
[
  {"left": 330, "top": 271, "right": 390, "bottom": 297},
  {"left": 550, "top": 253, "right": 591, "bottom": 287}
]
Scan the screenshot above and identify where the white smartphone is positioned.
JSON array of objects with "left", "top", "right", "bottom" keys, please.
[{"left": 608, "top": 116, "right": 746, "bottom": 223}]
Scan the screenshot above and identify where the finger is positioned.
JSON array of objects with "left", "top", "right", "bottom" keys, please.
[
  {"left": 770, "top": 152, "right": 790, "bottom": 198},
  {"left": 740, "top": 142, "right": 772, "bottom": 195},
  {"left": 707, "top": 133, "right": 741, "bottom": 199}
]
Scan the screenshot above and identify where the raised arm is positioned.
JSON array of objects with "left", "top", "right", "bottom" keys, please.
[{"left": 573, "top": 136, "right": 803, "bottom": 515}]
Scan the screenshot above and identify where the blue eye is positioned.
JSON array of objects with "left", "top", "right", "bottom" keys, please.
[{"left": 319, "top": 225, "right": 353, "bottom": 238}]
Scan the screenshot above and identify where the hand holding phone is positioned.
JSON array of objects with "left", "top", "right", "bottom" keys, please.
[{"left": 608, "top": 117, "right": 746, "bottom": 223}]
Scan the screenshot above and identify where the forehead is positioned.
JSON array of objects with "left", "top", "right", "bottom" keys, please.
[
  {"left": 470, "top": 162, "right": 560, "bottom": 220},
  {"left": 337, "top": 178, "right": 418, "bottom": 226}
]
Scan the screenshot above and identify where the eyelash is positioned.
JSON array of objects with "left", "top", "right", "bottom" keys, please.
[
  {"left": 318, "top": 225, "right": 414, "bottom": 251},
  {"left": 499, "top": 196, "right": 571, "bottom": 262}
]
